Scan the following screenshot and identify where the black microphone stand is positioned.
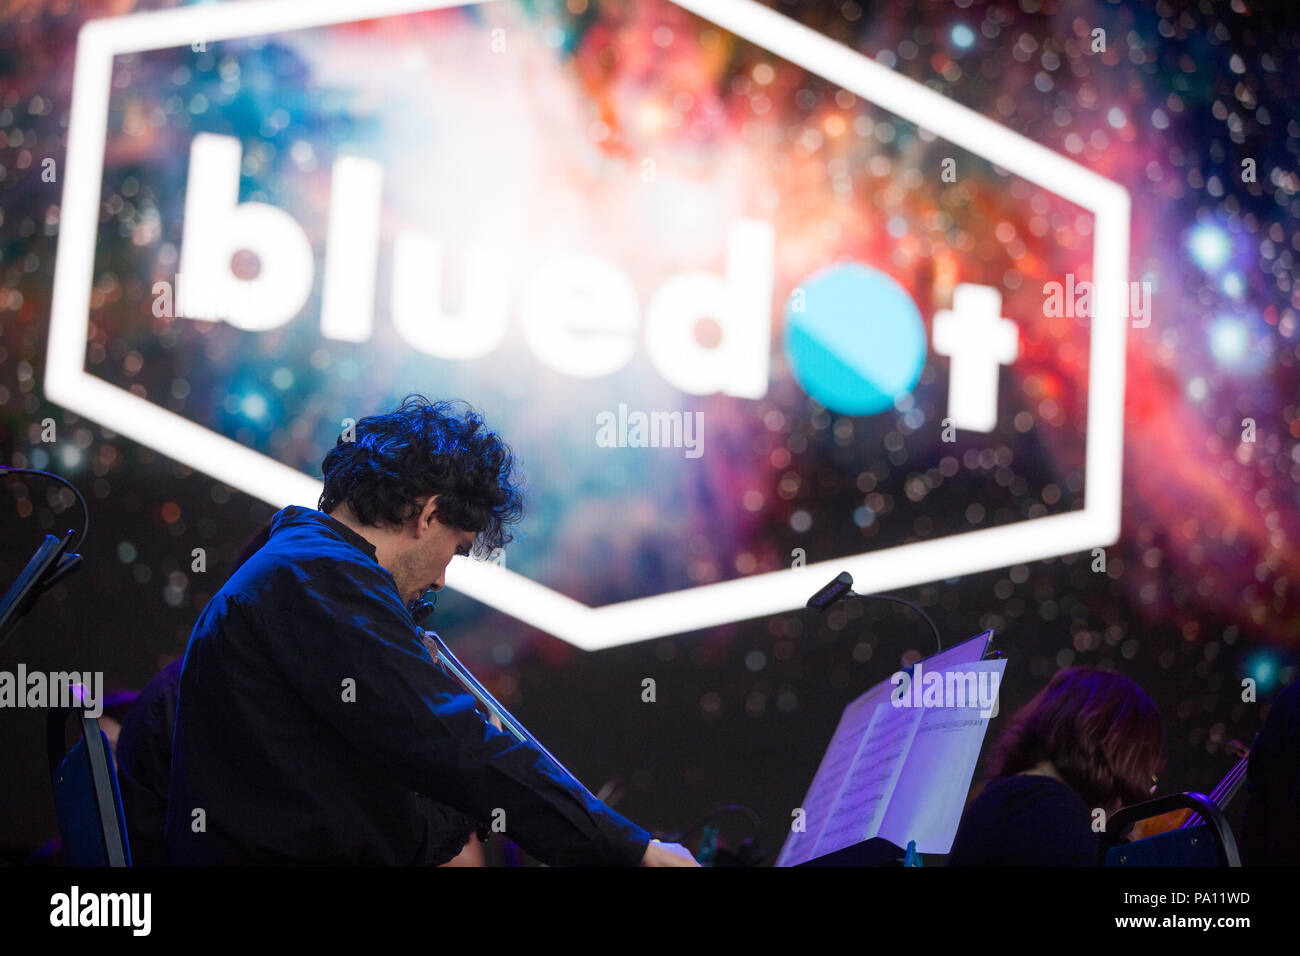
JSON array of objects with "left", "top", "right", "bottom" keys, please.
[
  {"left": 0, "top": 467, "right": 88, "bottom": 649},
  {"left": 806, "top": 570, "right": 944, "bottom": 656}
]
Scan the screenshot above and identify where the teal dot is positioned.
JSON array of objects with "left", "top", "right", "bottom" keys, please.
[{"left": 782, "top": 264, "right": 926, "bottom": 416}]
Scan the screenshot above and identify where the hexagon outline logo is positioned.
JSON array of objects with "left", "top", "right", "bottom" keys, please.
[{"left": 47, "top": 0, "right": 1130, "bottom": 650}]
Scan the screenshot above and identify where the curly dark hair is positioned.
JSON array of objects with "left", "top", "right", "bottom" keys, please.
[
  {"left": 986, "top": 667, "right": 1165, "bottom": 809},
  {"left": 318, "top": 395, "right": 523, "bottom": 556}
]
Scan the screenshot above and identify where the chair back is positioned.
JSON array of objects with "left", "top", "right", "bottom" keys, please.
[{"left": 47, "top": 704, "right": 132, "bottom": 867}]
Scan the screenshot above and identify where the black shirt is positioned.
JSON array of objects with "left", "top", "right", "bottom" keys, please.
[
  {"left": 164, "top": 505, "right": 651, "bottom": 865},
  {"left": 120, "top": 654, "right": 471, "bottom": 866},
  {"left": 946, "top": 774, "right": 1099, "bottom": 866},
  {"left": 1240, "top": 680, "right": 1300, "bottom": 865}
]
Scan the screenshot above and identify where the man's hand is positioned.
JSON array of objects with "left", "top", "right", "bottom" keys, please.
[{"left": 639, "top": 839, "right": 700, "bottom": 867}]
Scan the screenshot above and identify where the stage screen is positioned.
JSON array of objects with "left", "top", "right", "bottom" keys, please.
[{"left": 1, "top": 0, "right": 1296, "bottom": 864}]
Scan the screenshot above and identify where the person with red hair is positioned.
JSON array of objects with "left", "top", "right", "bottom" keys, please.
[{"left": 947, "top": 667, "right": 1165, "bottom": 866}]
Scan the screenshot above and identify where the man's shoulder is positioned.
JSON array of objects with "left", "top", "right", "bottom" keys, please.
[
  {"left": 236, "top": 510, "right": 380, "bottom": 586},
  {"left": 228, "top": 512, "right": 404, "bottom": 619}
]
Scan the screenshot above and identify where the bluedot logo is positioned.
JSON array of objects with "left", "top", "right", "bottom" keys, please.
[{"left": 782, "top": 264, "right": 927, "bottom": 416}]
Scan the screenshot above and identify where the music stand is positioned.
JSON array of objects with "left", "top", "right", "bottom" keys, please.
[
  {"left": 777, "top": 631, "right": 1004, "bottom": 867},
  {"left": 0, "top": 528, "right": 82, "bottom": 648}
]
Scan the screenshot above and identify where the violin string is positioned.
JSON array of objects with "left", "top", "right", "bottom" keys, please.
[
  {"left": 1209, "top": 756, "right": 1248, "bottom": 802},
  {"left": 1214, "top": 757, "right": 1249, "bottom": 801},
  {"left": 1181, "top": 754, "right": 1249, "bottom": 829},
  {"left": 1219, "top": 759, "right": 1249, "bottom": 798}
]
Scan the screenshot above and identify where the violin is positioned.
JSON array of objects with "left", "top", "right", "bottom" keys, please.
[
  {"left": 1128, "top": 740, "right": 1250, "bottom": 840},
  {"left": 419, "top": 625, "right": 598, "bottom": 800}
]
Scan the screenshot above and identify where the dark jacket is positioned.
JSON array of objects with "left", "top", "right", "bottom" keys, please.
[
  {"left": 164, "top": 506, "right": 650, "bottom": 865},
  {"left": 946, "top": 774, "right": 1099, "bottom": 866}
]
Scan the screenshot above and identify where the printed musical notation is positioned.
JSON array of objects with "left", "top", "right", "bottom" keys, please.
[{"left": 777, "top": 632, "right": 1005, "bottom": 866}]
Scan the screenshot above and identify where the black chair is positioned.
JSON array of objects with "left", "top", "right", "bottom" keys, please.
[
  {"left": 1100, "top": 792, "right": 1239, "bottom": 867},
  {"left": 46, "top": 699, "right": 132, "bottom": 866}
]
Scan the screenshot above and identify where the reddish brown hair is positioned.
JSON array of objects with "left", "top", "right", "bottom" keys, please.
[{"left": 987, "top": 667, "right": 1164, "bottom": 808}]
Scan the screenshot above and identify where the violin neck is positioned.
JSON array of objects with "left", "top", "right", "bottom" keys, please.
[{"left": 1181, "top": 752, "right": 1250, "bottom": 829}]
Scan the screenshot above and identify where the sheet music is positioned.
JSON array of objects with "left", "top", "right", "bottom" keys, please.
[
  {"left": 776, "top": 682, "right": 890, "bottom": 867},
  {"left": 810, "top": 703, "right": 922, "bottom": 859},
  {"left": 877, "top": 658, "right": 1007, "bottom": 853},
  {"left": 777, "top": 631, "right": 999, "bottom": 865},
  {"left": 910, "top": 628, "right": 992, "bottom": 673}
]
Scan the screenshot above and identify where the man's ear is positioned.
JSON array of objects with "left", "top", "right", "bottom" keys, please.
[{"left": 416, "top": 495, "right": 440, "bottom": 536}]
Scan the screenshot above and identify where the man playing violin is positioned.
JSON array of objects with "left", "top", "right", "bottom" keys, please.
[{"left": 165, "top": 394, "right": 696, "bottom": 867}]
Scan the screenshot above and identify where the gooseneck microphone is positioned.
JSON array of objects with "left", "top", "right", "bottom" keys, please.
[
  {"left": 804, "top": 570, "right": 943, "bottom": 654},
  {"left": 805, "top": 571, "right": 856, "bottom": 611}
]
